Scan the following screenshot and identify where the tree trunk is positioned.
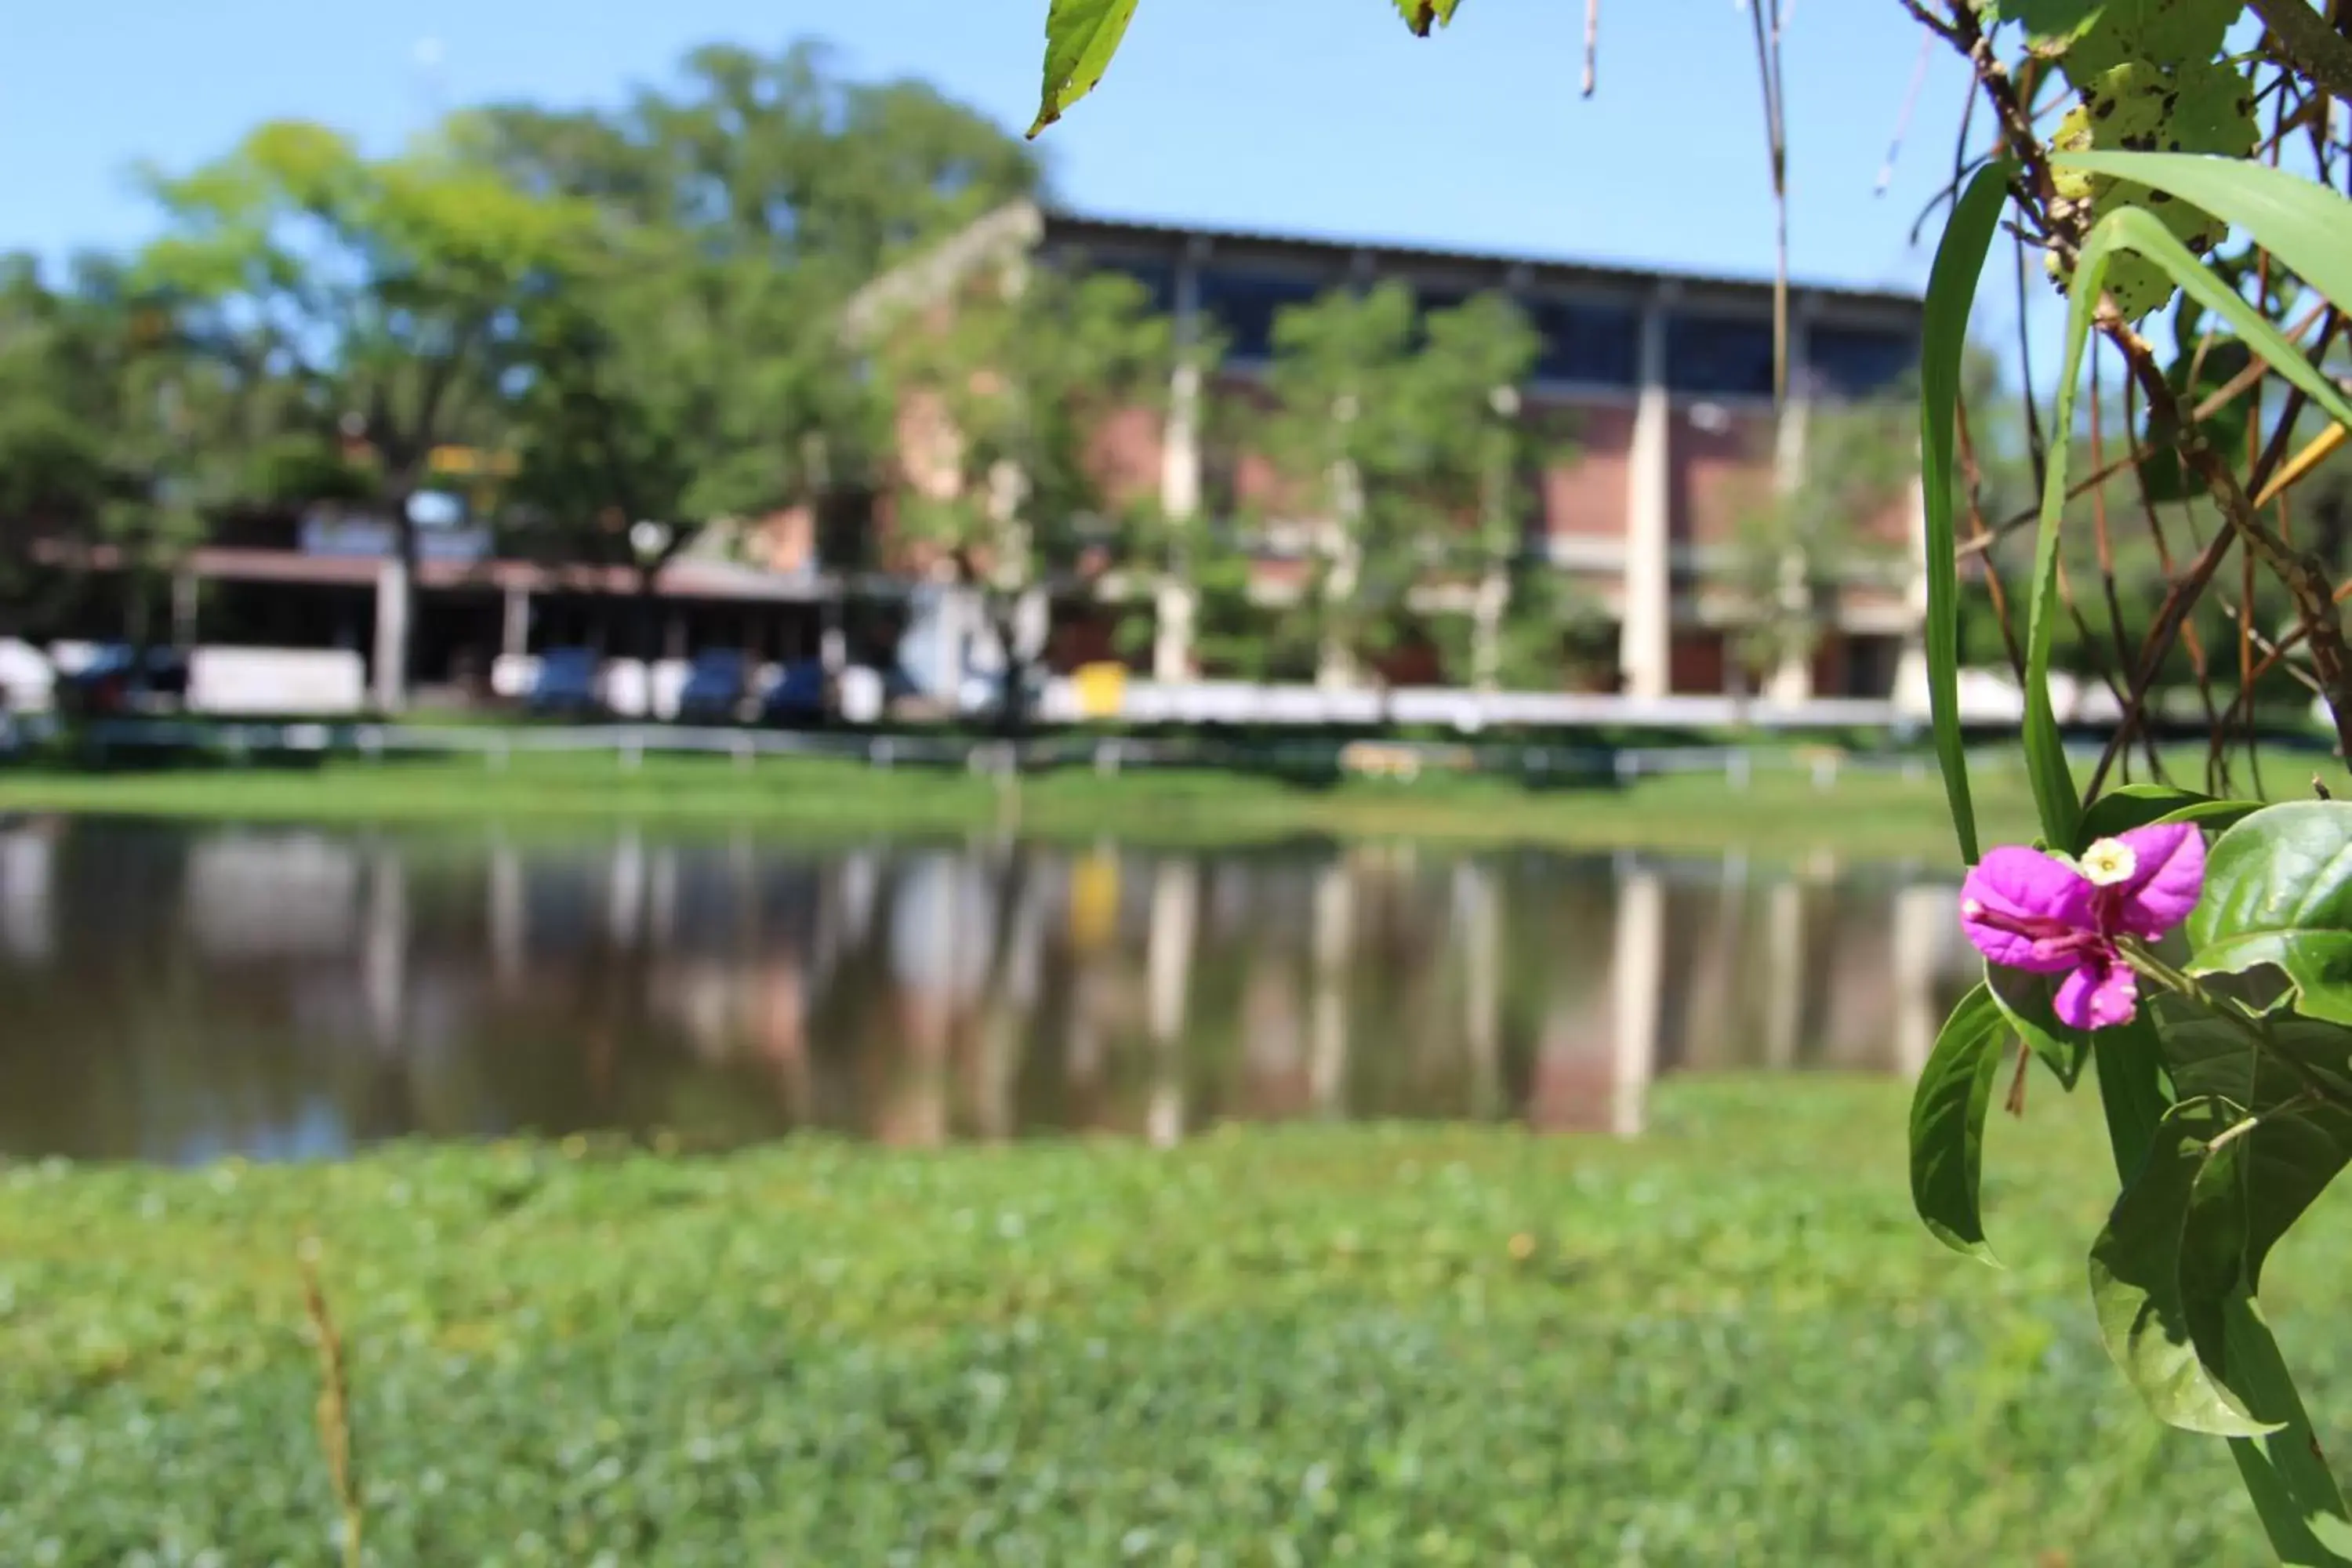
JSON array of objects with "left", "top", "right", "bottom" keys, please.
[
  {"left": 1470, "top": 568, "right": 1508, "bottom": 692},
  {"left": 372, "top": 503, "right": 419, "bottom": 713}
]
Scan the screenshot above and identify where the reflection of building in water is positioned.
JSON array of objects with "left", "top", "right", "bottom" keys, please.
[
  {"left": 1530, "top": 863, "right": 1662, "bottom": 1136},
  {"left": 0, "top": 820, "right": 56, "bottom": 964},
  {"left": 1240, "top": 939, "right": 1309, "bottom": 1121},
  {"left": 1144, "top": 857, "right": 1199, "bottom": 1147},
  {"left": 1308, "top": 858, "right": 1353, "bottom": 1118},
  {"left": 874, "top": 850, "right": 1000, "bottom": 1146},
  {"left": 488, "top": 835, "right": 524, "bottom": 990},
  {"left": 1452, "top": 860, "right": 1503, "bottom": 1121},
  {"left": 361, "top": 844, "right": 406, "bottom": 1051},
  {"left": 183, "top": 832, "right": 360, "bottom": 960}
]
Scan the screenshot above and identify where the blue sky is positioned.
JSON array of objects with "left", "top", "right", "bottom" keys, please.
[{"left": 1, "top": 0, "right": 2055, "bottom": 341}]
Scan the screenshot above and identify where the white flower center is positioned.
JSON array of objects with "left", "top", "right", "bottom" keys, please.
[{"left": 2080, "top": 837, "right": 2138, "bottom": 887}]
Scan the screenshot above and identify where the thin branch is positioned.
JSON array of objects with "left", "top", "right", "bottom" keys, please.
[
  {"left": 1582, "top": 0, "right": 1600, "bottom": 97},
  {"left": 2109, "top": 315, "right": 2352, "bottom": 761},
  {"left": 2247, "top": 0, "right": 2352, "bottom": 103},
  {"left": 2085, "top": 521, "right": 2240, "bottom": 800},
  {"left": 1878, "top": 31, "right": 1939, "bottom": 195},
  {"left": 1955, "top": 393, "right": 2031, "bottom": 681},
  {"left": 1745, "top": 0, "right": 1791, "bottom": 405}
]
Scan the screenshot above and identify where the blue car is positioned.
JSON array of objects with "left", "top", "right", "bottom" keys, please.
[
  {"left": 57, "top": 644, "right": 191, "bottom": 717},
  {"left": 674, "top": 649, "right": 753, "bottom": 724},
  {"left": 526, "top": 648, "right": 604, "bottom": 718},
  {"left": 760, "top": 659, "right": 830, "bottom": 727}
]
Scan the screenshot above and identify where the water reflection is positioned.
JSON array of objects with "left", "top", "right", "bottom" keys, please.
[{"left": 0, "top": 817, "right": 1980, "bottom": 1163}]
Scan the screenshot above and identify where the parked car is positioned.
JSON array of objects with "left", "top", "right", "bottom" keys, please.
[
  {"left": 56, "top": 644, "right": 191, "bottom": 718},
  {"left": 759, "top": 659, "right": 831, "bottom": 727},
  {"left": 527, "top": 648, "right": 604, "bottom": 719},
  {"left": 673, "top": 649, "right": 755, "bottom": 724}
]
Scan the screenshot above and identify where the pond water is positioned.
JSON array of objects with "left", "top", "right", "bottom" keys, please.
[{"left": 0, "top": 816, "right": 1980, "bottom": 1163}]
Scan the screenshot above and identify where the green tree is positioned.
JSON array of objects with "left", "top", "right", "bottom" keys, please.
[
  {"left": 1405, "top": 293, "right": 1584, "bottom": 690},
  {"left": 499, "top": 231, "right": 876, "bottom": 622},
  {"left": 1254, "top": 282, "right": 1426, "bottom": 691},
  {"left": 869, "top": 263, "right": 1172, "bottom": 730},
  {"left": 463, "top": 40, "right": 1040, "bottom": 615},
  {"left": 1252, "top": 284, "right": 1574, "bottom": 691},
  {"left": 139, "top": 120, "right": 591, "bottom": 709},
  {"left": 1726, "top": 391, "right": 1915, "bottom": 701}
]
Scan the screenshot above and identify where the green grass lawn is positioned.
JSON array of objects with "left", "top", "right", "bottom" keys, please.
[
  {"left": 0, "top": 748, "right": 2058, "bottom": 860},
  {"left": 1, "top": 1076, "right": 2337, "bottom": 1563}
]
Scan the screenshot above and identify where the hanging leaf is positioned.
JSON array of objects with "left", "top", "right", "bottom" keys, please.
[
  {"left": 1908, "top": 984, "right": 2011, "bottom": 1260},
  {"left": 2028, "top": 205, "right": 2352, "bottom": 857},
  {"left": 2149, "top": 996, "right": 2352, "bottom": 1290},
  {"left": 2088, "top": 1094, "right": 2278, "bottom": 1437},
  {"left": 2014, "top": 0, "right": 2242, "bottom": 82},
  {"left": 2047, "top": 60, "right": 2259, "bottom": 322},
  {"left": 1029, "top": 0, "right": 1142, "bottom": 137},
  {"left": 1917, "top": 162, "right": 2013, "bottom": 866},
  {"left": 2190, "top": 802, "right": 2352, "bottom": 1025},
  {"left": 2054, "top": 151, "right": 2352, "bottom": 321},
  {"left": 1393, "top": 0, "right": 1467, "bottom": 35}
]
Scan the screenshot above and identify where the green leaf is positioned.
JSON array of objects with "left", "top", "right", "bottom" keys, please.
[
  {"left": 2190, "top": 802, "right": 2352, "bottom": 1024},
  {"left": 2097, "top": 1001, "right": 2352, "bottom": 1561},
  {"left": 2013, "top": 0, "right": 2241, "bottom": 80},
  {"left": 2077, "top": 782, "right": 2263, "bottom": 848},
  {"left": 2053, "top": 153, "right": 2352, "bottom": 322},
  {"left": 2093, "top": 1013, "right": 2171, "bottom": 1177},
  {"left": 1918, "top": 162, "right": 2011, "bottom": 866},
  {"left": 2030, "top": 201, "right": 2352, "bottom": 856},
  {"left": 2048, "top": 62, "right": 2258, "bottom": 324},
  {"left": 2149, "top": 996, "right": 2352, "bottom": 1289},
  {"left": 2089, "top": 1094, "right": 2277, "bottom": 1437},
  {"left": 1029, "top": 0, "right": 1142, "bottom": 137},
  {"left": 1987, "top": 963, "right": 2091, "bottom": 1089},
  {"left": 1393, "top": 0, "right": 1465, "bottom": 34},
  {"left": 1907, "top": 983, "right": 2010, "bottom": 1261}
]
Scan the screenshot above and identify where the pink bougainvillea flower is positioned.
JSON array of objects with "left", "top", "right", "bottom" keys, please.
[{"left": 1958, "top": 822, "right": 2206, "bottom": 1030}]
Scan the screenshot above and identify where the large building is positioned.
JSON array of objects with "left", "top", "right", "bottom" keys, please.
[
  {"left": 18, "top": 204, "right": 1928, "bottom": 713},
  {"left": 852, "top": 201, "right": 1926, "bottom": 704}
]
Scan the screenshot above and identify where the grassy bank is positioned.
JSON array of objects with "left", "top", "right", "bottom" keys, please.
[
  {"left": 2, "top": 1078, "right": 2336, "bottom": 1563},
  {"left": 0, "top": 750, "right": 2049, "bottom": 859}
]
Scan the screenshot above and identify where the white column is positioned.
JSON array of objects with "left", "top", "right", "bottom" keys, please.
[
  {"left": 820, "top": 594, "right": 848, "bottom": 675},
  {"left": 1609, "top": 866, "right": 1665, "bottom": 1137},
  {"left": 1012, "top": 586, "right": 1051, "bottom": 664},
  {"left": 1145, "top": 856, "right": 1200, "bottom": 1146},
  {"left": 1317, "top": 396, "right": 1367, "bottom": 692},
  {"left": 1620, "top": 293, "right": 1673, "bottom": 700},
  {"left": 1155, "top": 252, "right": 1204, "bottom": 683},
  {"left": 1765, "top": 301, "right": 1818, "bottom": 706},
  {"left": 372, "top": 557, "right": 410, "bottom": 712},
  {"left": 500, "top": 586, "right": 532, "bottom": 662},
  {"left": 1892, "top": 445, "right": 1934, "bottom": 715}
]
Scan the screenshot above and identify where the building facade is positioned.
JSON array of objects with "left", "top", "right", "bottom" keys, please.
[
  {"left": 15, "top": 204, "right": 1928, "bottom": 714},
  {"left": 853, "top": 201, "right": 1928, "bottom": 702}
]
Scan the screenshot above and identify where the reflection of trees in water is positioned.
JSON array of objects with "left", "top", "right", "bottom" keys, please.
[{"left": 2, "top": 820, "right": 1980, "bottom": 1160}]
